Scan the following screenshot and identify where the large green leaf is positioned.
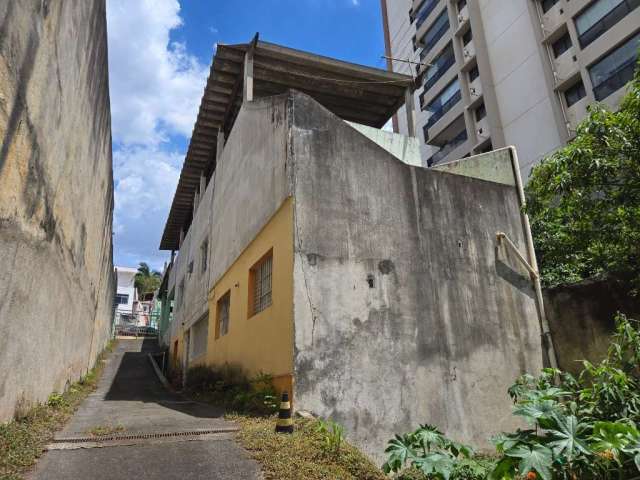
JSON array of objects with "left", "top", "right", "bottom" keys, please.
[
  {"left": 414, "top": 452, "right": 455, "bottom": 480},
  {"left": 488, "top": 456, "right": 518, "bottom": 480},
  {"left": 382, "top": 434, "right": 417, "bottom": 473},
  {"left": 547, "top": 414, "right": 591, "bottom": 461},
  {"left": 513, "top": 400, "right": 561, "bottom": 425},
  {"left": 506, "top": 444, "right": 553, "bottom": 480}
]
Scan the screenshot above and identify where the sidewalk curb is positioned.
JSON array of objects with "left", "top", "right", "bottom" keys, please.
[{"left": 147, "top": 353, "right": 171, "bottom": 390}]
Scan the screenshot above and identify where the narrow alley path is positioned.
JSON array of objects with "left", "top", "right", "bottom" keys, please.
[{"left": 28, "top": 339, "right": 262, "bottom": 480}]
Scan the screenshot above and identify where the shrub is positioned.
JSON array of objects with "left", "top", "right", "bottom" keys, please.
[
  {"left": 316, "top": 419, "right": 345, "bottom": 456},
  {"left": 185, "top": 364, "right": 278, "bottom": 415},
  {"left": 383, "top": 314, "right": 640, "bottom": 480}
]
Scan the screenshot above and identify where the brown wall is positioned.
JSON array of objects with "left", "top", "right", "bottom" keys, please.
[{"left": 544, "top": 278, "right": 640, "bottom": 376}]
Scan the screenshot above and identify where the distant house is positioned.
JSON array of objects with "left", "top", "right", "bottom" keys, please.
[{"left": 114, "top": 266, "right": 138, "bottom": 324}]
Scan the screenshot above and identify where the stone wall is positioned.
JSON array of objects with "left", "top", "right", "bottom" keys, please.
[
  {"left": 0, "top": 0, "right": 114, "bottom": 421},
  {"left": 545, "top": 278, "right": 640, "bottom": 376},
  {"left": 290, "top": 92, "right": 543, "bottom": 461}
]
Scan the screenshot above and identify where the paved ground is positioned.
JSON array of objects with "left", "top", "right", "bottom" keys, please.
[{"left": 28, "top": 339, "right": 262, "bottom": 480}]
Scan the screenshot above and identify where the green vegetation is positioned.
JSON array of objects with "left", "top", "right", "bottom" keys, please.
[
  {"left": 134, "top": 262, "right": 162, "bottom": 296},
  {"left": 0, "top": 340, "right": 115, "bottom": 480},
  {"left": 232, "top": 415, "right": 385, "bottom": 480},
  {"left": 525, "top": 59, "right": 640, "bottom": 291},
  {"left": 383, "top": 314, "right": 640, "bottom": 479},
  {"left": 316, "top": 418, "right": 345, "bottom": 456},
  {"left": 88, "top": 424, "right": 125, "bottom": 437},
  {"left": 185, "top": 364, "right": 278, "bottom": 415}
]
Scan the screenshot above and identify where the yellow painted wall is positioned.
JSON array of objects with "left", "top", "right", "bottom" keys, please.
[{"left": 205, "top": 197, "right": 294, "bottom": 394}]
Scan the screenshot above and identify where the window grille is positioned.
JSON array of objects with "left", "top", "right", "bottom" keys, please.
[
  {"left": 201, "top": 238, "right": 208, "bottom": 274},
  {"left": 252, "top": 253, "right": 273, "bottom": 316}
]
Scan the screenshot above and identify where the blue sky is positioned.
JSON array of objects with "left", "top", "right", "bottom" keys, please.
[{"left": 107, "top": 0, "right": 385, "bottom": 270}]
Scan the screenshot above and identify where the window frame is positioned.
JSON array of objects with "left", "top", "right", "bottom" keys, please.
[
  {"left": 115, "top": 293, "right": 129, "bottom": 305},
  {"left": 552, "top": 32, "right": 573, "bottom": 58},
  {"left": 564, "top": 81, "right": 587, "bottom": 107},
  {"left": 249, "top": 250, "right": 273, "bottom": 318},
  {"left": 216, "top": 291, "right": 231, "bottom": 339}
]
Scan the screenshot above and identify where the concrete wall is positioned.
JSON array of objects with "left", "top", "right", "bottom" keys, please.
[
  {"left": 0, "top": 1, "right": 114, "bottom": 420},
  {"left": 164, "top": 94, "right": 293, "bottom": 362},
  {"left": 289, "top": 92, "right": 543, "bottom": 461},
  {"left": 544, "top": 278, "right": 640, "bottom": 376}
]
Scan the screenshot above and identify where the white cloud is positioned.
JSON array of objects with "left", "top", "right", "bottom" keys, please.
[
  {"left": 106, "top": 0, "right": 207, "bottom": 269},
  {"left": 112, "top": 146, "right": 182, "bottom": 268},
  {"left": 106, "top": 0, "right": 208, "bottom": 146}
]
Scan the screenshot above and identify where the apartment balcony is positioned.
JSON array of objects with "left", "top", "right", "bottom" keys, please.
[
  {"left": 468, "top": 75, "right": 483, "bottom": 108},
  {"left": 577, "top": 0, "right": 640, "bottom": 48},
  {"left": 427, "top": 134, "right": 470, "bottom": 167},
  {"left": 540, "top": 1, "right": 565, "bottom": 37},
  {"left": 426, "top": 108, "right": 465, "bottom": 147},
  {"left": 413, "top": 0, "right": 440, "bottom": 33},
  {"left": 420, "top": 65, "right": 459, "bottom": 110},
  {"left": 566, "top": 95, "right": 589, "bottom": 134},
  {"left": 552, "top": 47, "right": 579, "bottom": 87}
]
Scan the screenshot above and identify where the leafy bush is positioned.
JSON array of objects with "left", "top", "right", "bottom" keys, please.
[
  {"left": 382, "top": 424, "right": 491, "bottom": 479},
  {"left": 383, "top": 314, "right": 640, "bottom": 480},
  {"left": 316, "top": 419, "right": 345, "bottom": 456},
  {"left": 525, "top": 58, "right": 640, "bottom": 291},
  {"left": 185, "top": 364, "right": 278, "bottom": 415}
]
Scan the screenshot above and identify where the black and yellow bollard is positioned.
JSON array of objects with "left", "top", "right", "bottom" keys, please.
[{"left": 275, "top": 391, "right": 294, "bottom": 434}]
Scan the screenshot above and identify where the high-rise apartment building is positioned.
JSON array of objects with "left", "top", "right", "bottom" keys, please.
[{"left": 381, "top": 0, "right": 640, "bottom": 177}]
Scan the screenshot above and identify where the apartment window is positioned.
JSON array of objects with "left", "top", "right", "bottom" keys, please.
[
  {"left": 552, "top": 32, "right": 573, "bottom": 58},
  {"left": 115, "top": 294, "right": 129, "bottom": 305},
  {"left": 200, "top": 238, "right": 208, "bottom": 274},
  {"left": 414, "top": 0, "right": 439, "bottom": 30},
  {"left": 575, "top": 0, "right": 640, "bottom": 48},
  {"left": 475, "top": 103, "right": 487, "bottom": 121},
  {"left": 177, "top": 279, "right": 184, "bottom": 310},
  {"left": 589, "top": 32, "right": 639, "bottom": 100},
  {"left": 250, "top": 251, "right": 273, "bottom": 316},
  {"left": 541, "top": 0, "right": 560, "bottom": 13},
  {"left": 422, "top": 44, "right": 456, "bottom": 94},
  {"left": 425, "top": 79, "right": 462, "bottom": 128},
  {"left": 564, "top": 81, "right": 587, "bottom": 107},
  {"left": 462, "top": 29, "right": 473, "bottom": 46},
  {"left": 216, "top": 292, "right": 230, "bottom": 338},
  {"left": 457, "top": 0, "right": 467, "bottom": 12},
  {"left": 419, "top": 10, "right": 450, "bottom": 59},
  {"left": 468, "top": 65, "right": 480, "bottom": 82}
]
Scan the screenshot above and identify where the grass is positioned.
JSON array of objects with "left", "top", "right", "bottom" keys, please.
[
  {"left": 0, "top": 339, "right": 116, "bottom": 480},
  {"left": 88, "top": 424, "right": 125, "bottom": 437},
  {"left": 229, "top": 414, "right": 386, "bottom": 480}
]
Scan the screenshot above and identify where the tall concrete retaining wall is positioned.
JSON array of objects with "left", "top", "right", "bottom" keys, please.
[
  {"left": 0, "top": 0, "right": 114, "bottom": 421},
  {"left": 544, "top": 278, "right": 640, "bottom": 376},
  {"left": 289, "top": 92, "right": 543, "bottom": 461}
]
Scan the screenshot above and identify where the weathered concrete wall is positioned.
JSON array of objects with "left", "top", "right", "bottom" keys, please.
[
  {"left": 0, "top": 1, "right": 114, "bottom": 420},
  {"left": 544, "top": 278, "right": 640, "bottom": 376},
  {"left": 289, "top": 92, "right": 543, "bottom": 461}
]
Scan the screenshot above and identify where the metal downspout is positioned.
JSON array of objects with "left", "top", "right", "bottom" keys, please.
[{"left": 508, "top": 147, "right": 559, "bottom": 371}]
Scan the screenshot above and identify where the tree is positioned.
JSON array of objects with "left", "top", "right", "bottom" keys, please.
[
  {"left": 134, "top": 262, "right": 161, "bottom": 297},
  {"left": 525, "top": 58, "right": 640, "bottom": 291}
]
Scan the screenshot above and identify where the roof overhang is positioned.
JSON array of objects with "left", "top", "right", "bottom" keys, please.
[{"left": 159, "top": 36, "right": 414, "bottom": 251}]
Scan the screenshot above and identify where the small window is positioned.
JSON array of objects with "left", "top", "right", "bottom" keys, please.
[
  {"left": 115, "top": 293, "right": 129, "bottom": 305},
  {"left": 187, "top": 261, "right": 193, "bottom": 274},
  {"left": 462, "top": 29, "right": 473, "bottom": 46},
  {"left": 457, "top": 0, "right": 467, "bottom": 12},
  {"left": 552, "top": 32, "right": 572, "bottom": 58},
  {"left": 479, "top": 141, "right": 493, "bottom": 153},
  {"left": 564, "top": 81, "right": 586, "bottom": 107},
  {"left": 468, "top": 65, "right": 479, "bottom": 82},
  {"left": 216, "top": 292, "right": 230, "bottom": 338},
  {"left": 177, "top": 279, "right": 184, "bottom": 310},
  {"left": 201, "top": 238, "right": 208, "bottom": 274},
  {"left": 540, "top": 0, "right": 559, "bottom": 14},
  {"left": 475, "top": 103, "right": 487, "bottom": 121},
  {"left": 249, "top": 251, "right": 273, "bottom": 317}
]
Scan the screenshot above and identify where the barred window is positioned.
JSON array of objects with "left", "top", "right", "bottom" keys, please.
[
  {"left": 250, "top": 251, "right": 273, "bottom": 316},
  {"left": 216, "top": 292, "right": 230, "bottom": 338}
]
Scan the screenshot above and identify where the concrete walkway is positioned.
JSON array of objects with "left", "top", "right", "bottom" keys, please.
[{"left": 28, "top": 339, "right": 262, "bottom": 480}]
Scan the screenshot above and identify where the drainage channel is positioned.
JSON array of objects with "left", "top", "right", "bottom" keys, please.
[{"left": 47, "top": 427, "right": 240, "bottom": 450}]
